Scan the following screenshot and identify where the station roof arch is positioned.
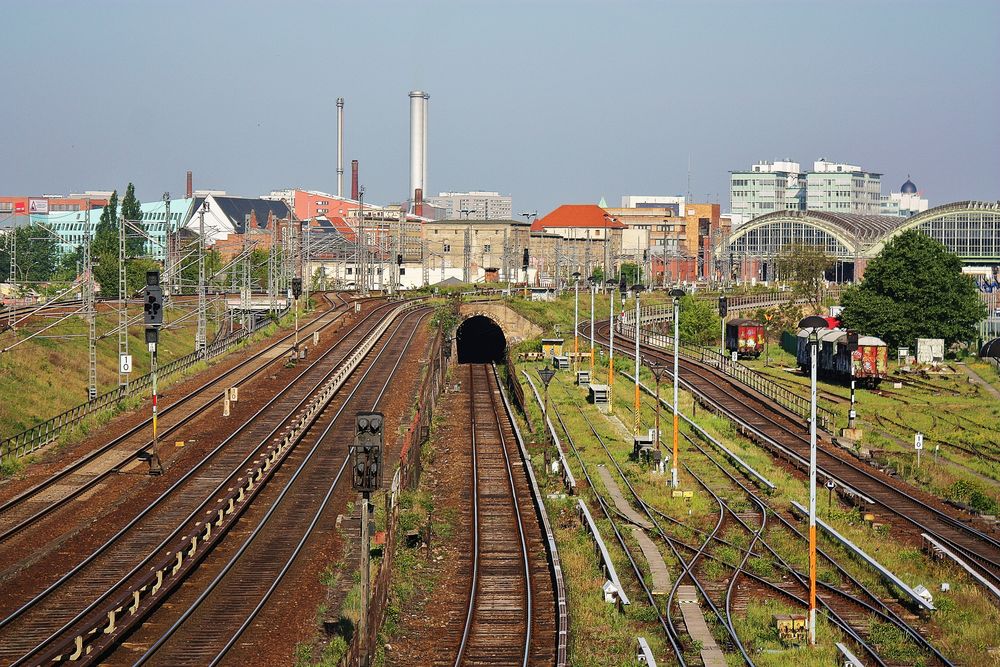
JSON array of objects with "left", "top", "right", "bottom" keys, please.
[
  {"left": 865, "top": 200, "right": 1000, "bottom": 262},
  {"left": 727, "top": 210, "right": 907, "bottom": 259}
]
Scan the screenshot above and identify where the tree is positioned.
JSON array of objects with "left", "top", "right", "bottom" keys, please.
[
  {"left": 678, "top": 295, "right": 718, "bottom": 345},
  {"left": 840, "top": 229, "right": 985, "bottom": 350},
  {"left": 121, "top": 183, "right": 145, "bottom": 257},
  {"left": 93, "top": 191, "right": 119, "bottom": 295},
  {"left": 0, "top": 224, "right": 59, "bottom": 284},
  {"left": 776, "top": 242, "right": 834, "bottom": 314},
  {"left": 620, "top": 262, "right": 642, "bottom": 286}
]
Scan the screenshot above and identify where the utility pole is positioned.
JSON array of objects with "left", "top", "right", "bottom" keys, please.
[
  {"left": 83, "top": 198, "right": 97, "bottom": 401},
  {"left": 269, "top": 214, "right": 278, "bottom": 313},
  {"left": 162, "top": 193, "right": 173, "bottom": 305},
  {"left": 241, "top": 228, "right": 251, "bottom": 331},
  {"left": 118, "top": 213, "right": 129, "bottom": 390},
  {"left": 463, "top": 226, "right": 472, "bottom": 284},
  {"left": 304, "top": 222, "right": 312, "bottom": 305},
  {"left": 421, "top": 230, "right": 429, "bottom": 288},
  {"left": 196, "top": 202, "right": 208, "bottom": 354},
  {"left": 358, "top": 186, "right": 366, "bottom": 295}
]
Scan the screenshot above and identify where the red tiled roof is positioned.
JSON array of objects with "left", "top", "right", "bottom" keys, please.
[{"left": 532, "top": 204, "right": 627, "bottom": 232}]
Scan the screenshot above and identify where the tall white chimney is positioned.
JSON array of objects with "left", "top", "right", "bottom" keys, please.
[
  {"left": 409, "top": 91, "right": 429, "bottom": 202},
  {"left": 336, "top": 97, "right": 345, "bottom": 198}
]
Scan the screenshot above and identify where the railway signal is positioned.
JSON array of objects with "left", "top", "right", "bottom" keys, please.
[
  {"left": 143, "top": 271, "right": 163, "bottom": 327},
  {"left": 145, "top": 271, "right": 164, "bottom": 476},
  {"left": 352, "top": 410, "right": 383, "bottom": 667},
  {"left": 352, "top": 412, "right": 384, "bottom": 492},
  {"left": 798, "top": 314, "right": 828, "bottom": 646}
]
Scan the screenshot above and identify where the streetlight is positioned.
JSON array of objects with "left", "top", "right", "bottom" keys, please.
[
  {"left": 538, "top": 366, "right": 556, "bottom": 450},
  {"left": 668, "top": 287, "right": 686, "bottom": 489},
  {"left": 798, "top": 313, "right": 827, "bottom": 647},
  {"left": 630, "top": 283, "right": 645, "bottom": 441},
  {"left": 607, "top": 279, "right": 618, "bottom": 413},
  {"left": 572, "top": 272, "right": 581, "bottom": 374},
  {"left": 648, "top": 360, "right": 667, "bottom": 473},
  {"left": 589, "top": 276, "right": 596, "bottom": 380}
]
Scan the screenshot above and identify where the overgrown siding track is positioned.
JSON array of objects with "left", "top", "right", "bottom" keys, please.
[
  {"left": 0, "top": 300, "right": 417, "bottom": 666},
  {"left": 591, "top": 320, "right": 1000, "bottom": 594},
  {"left": 450, "top": 363, "right": 557, "bottom": 666}
]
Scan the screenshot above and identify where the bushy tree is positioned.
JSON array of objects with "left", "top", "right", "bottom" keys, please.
[
  {"left": 840, "top": 229, "right": 985, "bottom": 349},
  {"left": 620, "top": 262, "right": 642, "bottom": 286},
  {"left": 678, "top": 295, "right": 719, "bottom": 345},
  {"left": 0, "top": 224, "right": 59, "bottom": 284},
  {"left": 93, "top": 190, "right": 119, "bottom": 295},
  {"left": 776, "top": 242, "right": 834, "bottom": 314}
]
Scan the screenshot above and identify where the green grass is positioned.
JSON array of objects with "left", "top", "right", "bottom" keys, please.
[{"left": 512, "top": 336, "right": 999, "bottom": 665}]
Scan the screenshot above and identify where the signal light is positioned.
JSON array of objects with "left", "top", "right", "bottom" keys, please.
[
  {"left": 291, "top": 278, "right": 302, "bottom": 299},
  {"left": 719, "top": 295, "right": 728, "bottom": 318},
  {"left": 352, "top": 411, "right": 384, "bottom": 492}
]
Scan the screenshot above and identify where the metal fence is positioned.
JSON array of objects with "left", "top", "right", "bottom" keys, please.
[{"left": 0, "top": 316, "right": 278, "bottom": 461}]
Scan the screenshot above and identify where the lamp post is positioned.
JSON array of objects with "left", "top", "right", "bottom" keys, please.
[
  {"left": 607, "top": 279, "right": 618, "bottom": 413},
  {"left": 631, "top": 284, "right": 645, "bottom": 440},
  {"left": 799, "top": 314, "right": 828, "bottom": 647},
  {"left": 649, "top": 361, "right": 667, "bottom": 473},
  {"left": 572, "top": 272, "right": 581, "bottom": 374},
  {"left": 589, "top": 277, "right": 596, "bottom": 379},
  {"left": 669, "top": 287, "right": 686, "bottom": 488},
  {"left": 538, "top": 367, "right": 556, "bottom": 450}
]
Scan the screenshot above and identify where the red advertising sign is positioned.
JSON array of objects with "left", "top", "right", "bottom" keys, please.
[{"left": 14, "top": 201, "right": 26, "bottom": 213}]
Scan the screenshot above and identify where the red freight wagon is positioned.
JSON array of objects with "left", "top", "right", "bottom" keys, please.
[{"left": 725, "top": 318, "right": 765, "bottom": 359}]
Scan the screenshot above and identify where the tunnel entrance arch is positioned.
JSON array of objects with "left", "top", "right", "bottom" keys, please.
[{"left": 456, "top": 315, "right": 507, "bottom": 363}]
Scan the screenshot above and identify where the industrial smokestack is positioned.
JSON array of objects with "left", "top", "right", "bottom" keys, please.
[
  {"left": 186, "top": 171, "right": 193, "bottom": 199},
  {"left": 351, "top": 160, "right": 359, "bottom": 201},
  {"left": 415, "top": 188, "right": 423, "bottom": 218},
  {"left": 408, "top": 91, "right": 429, "bottom": 204},
  {"left": 336, "top": 97, "right": 345, "bottom": 198}
]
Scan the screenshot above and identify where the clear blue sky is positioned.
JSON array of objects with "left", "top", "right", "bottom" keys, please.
[{"left": 2, "top": 0, "right": 997, "bottom": 216}]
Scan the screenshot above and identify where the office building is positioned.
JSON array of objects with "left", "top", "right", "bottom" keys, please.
[{"left": 425, "top": 191, "right": 512, "bottom": 220}]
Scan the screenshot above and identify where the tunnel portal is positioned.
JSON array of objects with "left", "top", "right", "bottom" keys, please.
[{"left": 456, "top": 315, "right": 507, "bottom": 364}]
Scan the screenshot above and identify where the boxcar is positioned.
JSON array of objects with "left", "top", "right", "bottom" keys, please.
[
  {"left": 797, "top": 328, "right": 888, "bottom": 387},
  {"left": 725, "top": 319, "right": 765, "bottom": 359}
]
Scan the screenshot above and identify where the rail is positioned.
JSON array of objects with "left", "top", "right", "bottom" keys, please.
[
  {"left": 623, "top": 371, "right": 776, "bottom": 492},
  {"left": 618, "top": 311, "right": 836, "bottom": 432},
  {"left": 503, "top": 352, "right": 530, "bottom": 430},
  {"left": 791, "top": 500, "right": 936, "bottom": 613},
  {"left": 521, "top": 372, "right": 577, "bottom": 492},
  {"left": 495, "top": 363, "right": 569, "bottom": 667},
  {"left": 0, "top": 311, "right": 287, "bottom": 461},
  {"left": 577, "top": 499, "right": 630, "bottom": 606},
  {"left": 33, "top": 302, "right": 417, "bottom": 664}
]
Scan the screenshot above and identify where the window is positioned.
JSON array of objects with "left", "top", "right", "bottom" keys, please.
[
  {"left": 483, "top": 244, "right": 491, "bottom": 253},
  {"left": 443, "top": 243, "right": 451, "bottom": 252},
  {"left": 399, "top": 268, "right": 406, "bottom": 275}
]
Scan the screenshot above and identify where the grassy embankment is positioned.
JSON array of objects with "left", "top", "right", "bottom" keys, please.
[
  {"left": 0, "top": 302, "right": 302, "bottom": 475},
  {"left": 511, "top": 298, "right": 999, "bottom": 666}
]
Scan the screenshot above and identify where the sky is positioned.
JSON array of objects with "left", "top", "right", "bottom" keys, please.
[{"left": 2, "top": 0, "right": 998, "bottom": 217}]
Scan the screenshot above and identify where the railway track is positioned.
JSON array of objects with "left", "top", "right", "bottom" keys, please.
[
  {"left": 550, "top": 379, "right": 950, "bottom": 665},
  {"left": 0, "top": 292, "right": 358, "bottom": 549},
  {"left": 450, "top": 363, "right": 552, "bottom": 666},
  {"left": 0, "top": 300, "right": 418, "bottom": 665},
  {"left": 590, "top": 319, "right": 1000, "bottom": 596},
  {"left": 113, "top": 307, "right": 432, "bottom": 666}
]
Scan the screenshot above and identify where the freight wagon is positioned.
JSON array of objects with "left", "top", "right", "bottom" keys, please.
[
  {"left": 725, "top": 319, "right": 765, "bottom": 359},
  {"left": 796, "top": 328, "right": 888, "bottom": 387}
]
